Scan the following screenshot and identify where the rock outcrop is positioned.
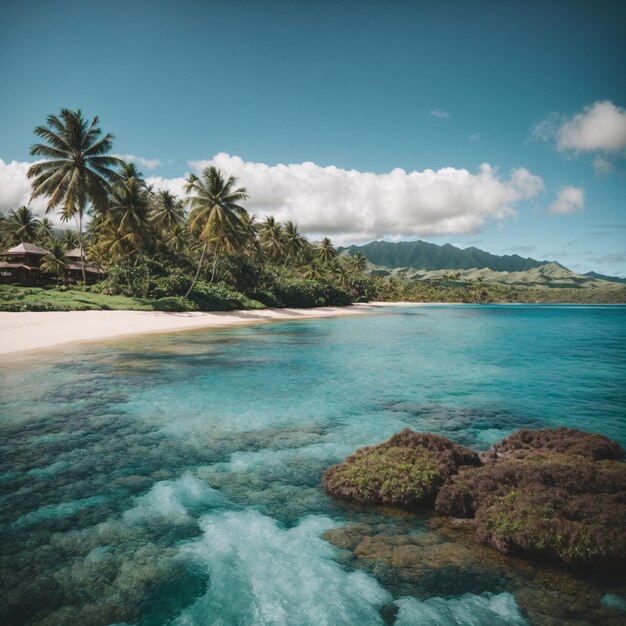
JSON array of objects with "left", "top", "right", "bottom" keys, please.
[
  {"left": 322, "top": 429, "right": 481, "bottom": 507},
  {"left": 435, "top": 428, "right": 626, "bottom": 566},
  {"left": 324, "top": 427, "right": 626, "bottom": 567}
]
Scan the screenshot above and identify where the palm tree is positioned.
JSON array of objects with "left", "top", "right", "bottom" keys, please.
[
  {"left": 35, "top": 217, "right": 55, "bottom": 244},
  {"left": 60, "top": 229, "right": 80, "bottom": 251},
  {"left": 6, "top": 207, "right": 41, "bottom": 244},
  {"left": 40, "top": 240, "right": 69, "bottom": 283},
  {"left": 27, "top": 108, "right": 122, "bottom": 282},
  {"left": 150, "top": 189, "right": 184, "bottom": 231},
  {"left": 316, "top": 237, "right": 337, "bottom": 264},
  {"left": 184, "top": 166, "right": 249, "bottom": 295},
  {"left": 283, "top": 220, "right": 307, "bottom": 265},
  {"left": 303, "top": 261, "right": 324, "bottom": 280},
  {"left": 352, "top": 252, "right": 367, "bottom": 272},
  {"left": 259, "top": 216, "right": 285, "bottom": 263},
  {"left": 105, "top": 175, "right": 153, "bottom": 260}
]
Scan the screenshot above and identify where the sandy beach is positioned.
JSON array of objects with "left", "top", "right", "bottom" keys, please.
[{"left": 0, "top": 306, "right": 377, "bottom": 357}]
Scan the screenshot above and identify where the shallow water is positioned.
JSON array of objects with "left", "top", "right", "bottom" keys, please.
[{"left": 1, "top": 304, "right": 625, "bottom": 625}]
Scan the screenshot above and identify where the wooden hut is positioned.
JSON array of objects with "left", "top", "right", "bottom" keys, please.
[
  {"left": 63, "top": 247, "right": 103, "bottom": 284},
  {"left": 0, "top": 242, "right": 51, "bottom": 285}
]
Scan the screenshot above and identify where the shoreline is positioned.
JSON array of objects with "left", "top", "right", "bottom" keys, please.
[
  {"left": 1, "top": 301, "right": 619, "bottom": 358},
  {"left": 0, "top": 306, "right": 376, "bottom": 357}
]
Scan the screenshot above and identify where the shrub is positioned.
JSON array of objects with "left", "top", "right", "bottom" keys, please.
[
  {"left": 188, "top": 282, "right": 265, "bottom": 311},
  {"left": 151, "top": 296, "right": 197, "bottom": 312},
  {"left": 272, "top": 278, "right": 352, "bottom": 308}
]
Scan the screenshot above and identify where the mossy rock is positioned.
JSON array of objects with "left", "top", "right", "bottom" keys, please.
[
  {"left": 436, "top": 428, "right": 626, "bottom": 567},
  {"left": 483, "top": 427, "right": 625, "bottom": 462},
  {"left": 322, "top": 430, "right": 481, "bottom": 507}
]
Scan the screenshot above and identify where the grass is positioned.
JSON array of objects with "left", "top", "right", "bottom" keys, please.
[
  {"left": 0, "top": 285, "right": 268, "bottom": 312},
  {"left": 0, "top": 285, "right": 161, "bottom": 311}
]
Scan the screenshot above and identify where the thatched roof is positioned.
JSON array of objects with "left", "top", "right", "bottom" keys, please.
[
  {"left": 64, "top": 247, "right": 83, "bottom": 259},
  {"left": 0, "top": 242, "right": 51, "bottom": 256}
]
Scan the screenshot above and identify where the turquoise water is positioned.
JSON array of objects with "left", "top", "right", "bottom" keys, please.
[{"left": 1, "top": 304, "right": 625, "bottom": 625}]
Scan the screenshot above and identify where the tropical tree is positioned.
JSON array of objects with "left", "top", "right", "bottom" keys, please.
[
  {"left": 60, "top": 229, "right": 79, "bottom": 251},
  {"left": 27, "top": 108, "right": 122, "bottom": 282},
  {"left": 103, "top": 174, "right": 153, "bottom": 260},
  {"left": 259, "top": 216, "right": 285, "bottom": 263},
  {"left": 40, "top": 240, "right": 69, "bottom": 283},
  {"left": 184, "top": 166, "right": 249, "bottom": 294},
  {"left": 150, "top": 189, "right": 185, "bottom": 231},
  {"left": 35, "top": 217, "right": 55, "bottom": 244},
  {"left": 282, "top": 220, "right": 307, "bottom": 265},
  {"left": 6, "top": 207, "right": 41, "bottom": 244},
  {"left": 352, "top": 252, "right": 367, "bottom": 272},
  {"left": 316, "top": 237, "right": 337, "bottom": 264},
  {"left": 303, "top": 261, "right": 324, "bottom": 280}
]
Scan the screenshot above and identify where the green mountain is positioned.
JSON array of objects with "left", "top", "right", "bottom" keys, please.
[
  {"left": 341, "top": 240, "right": 561, "bottom": 272},
  {"left": 341, "top": 240, "right": 624, "bottom": 289}
]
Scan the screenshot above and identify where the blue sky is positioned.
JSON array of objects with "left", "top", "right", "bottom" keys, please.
[{"left": 1, "top": 0, "right": 625, "bottom": 275}]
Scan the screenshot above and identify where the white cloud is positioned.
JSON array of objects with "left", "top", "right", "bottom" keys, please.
[
  {"left": 145, "top": 175, "right": 188, "bottom": 197},
  {"left": 0, "top": 155, "right": 547, "bottom": 242},
  {"left": 593, "top": 156, "right": 614, "bottom": 174},
  {"left": 469, "top": 133, "right": 481, "bottom": 141},
  {"left": 188, "top": 153, "right": 544, "bottom": 241},
  {"left": 0, "top": 159, "right": 50, "bottom": 218},
  {"left": 429, "top": 109, "right": 450, "bottom": 119},
  {"left": 113, "top": 154, "right": 162, "bottom": 170},
  {"left": 549, "top": 186, "right": 585, "bottom": 215},
  {"left": 556, "top": 101, "right": 626, "bottom": 153},
  {"left": 532, "top": 101, "right": 626, "bottom": 172}
]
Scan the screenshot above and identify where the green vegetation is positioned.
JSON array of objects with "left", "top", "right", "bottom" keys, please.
[
  {"left": 1, "top": 107, "right": 623, "bottom": 310},
  {"left": 322, "top": 430, "right": 480, "bottom": 507},
  {"left": 0, "top": 108, "right": 375, "bottom": 311},
  {"left": 324, "top": 446, "right": 441, "bottom": 505},
  {"left": 375, "top": 278, "right": 626, "bottom": 304}
]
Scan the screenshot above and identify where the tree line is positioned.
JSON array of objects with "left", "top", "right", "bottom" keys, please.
[{"left": 0, "top": 108, "right": 372, "bottom": 308}]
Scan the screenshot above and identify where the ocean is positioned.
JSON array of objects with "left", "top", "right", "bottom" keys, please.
[{"left": 1, "top": 304, "right": 625, "bottom": 625}]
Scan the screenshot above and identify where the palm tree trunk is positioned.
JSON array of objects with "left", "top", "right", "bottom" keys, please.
[
  {"left": 209, "top": 251, "right": 220, "bottom": 284},
  {"left": 78, "top": 210, "right": 87, "bottom": 284},
  {"left": 184, "top": 242, "right": 208, "bottom": 298}
]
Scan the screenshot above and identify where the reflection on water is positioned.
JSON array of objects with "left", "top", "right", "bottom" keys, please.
[{"left": 1, "top": 305, "right": 625, "bottom": 625}]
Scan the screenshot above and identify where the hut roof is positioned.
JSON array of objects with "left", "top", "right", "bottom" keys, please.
[
  {"left": 0, "top": 242, "right": 51, "bottom": 256},
  {"left": 0, "top": 262, "right": 32, "bottom": 270},
  {"left": 64, "top": 247, "right": 83, "bottom": 259}
]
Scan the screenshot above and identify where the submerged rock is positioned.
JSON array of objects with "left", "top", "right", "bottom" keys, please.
[
  {"left": 324, "top": 427, "right": 626, "bottom": 568},
  {"left": 322, "top": 429, "right": 481, "bottom": 507},
  {"left": 482, "top": 427, "right": 625, "bottom": 462}
]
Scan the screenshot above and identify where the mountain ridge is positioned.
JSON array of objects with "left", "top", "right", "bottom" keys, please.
[
  {"left": 340, "top": 240, "right": 568, "bottom": 273},
  {"left": 340, "top": 240, "right": 624, "bottom": 288}
]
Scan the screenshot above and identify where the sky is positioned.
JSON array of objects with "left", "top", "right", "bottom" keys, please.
[{"left": 1, "top": 0, "right": 625, "bottom": 275}]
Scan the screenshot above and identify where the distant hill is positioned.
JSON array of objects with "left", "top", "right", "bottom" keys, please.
[
  {"left": 340, "top": 240, "right": 624, "bottom": 289},
  {"left": 341, "top": 240, "right": 566, "bottom": 273},
  {"left": 583, "top": 271, "right": 626, "bottom": 285}
]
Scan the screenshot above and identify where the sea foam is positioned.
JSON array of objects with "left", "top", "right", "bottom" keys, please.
[{"left": 175, "top": 510, "right": 391, "bottom": 625}]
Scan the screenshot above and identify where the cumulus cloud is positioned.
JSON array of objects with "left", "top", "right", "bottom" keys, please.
[
  {"left": 145, "top": 175, "right": 188, "bottom": 197},
  {"left": 549, "top": 186, "right": 585, "bottom": 215},
  {"left": 0, "top": 159, "right": 50, "bottom": 217},
  {"left": 532, "top": 101, "right": 626, "bottom": 173},
  {"left": 556, "top": 101, "right": 626, "bottom": 153},
  {"left": 429, "top": 109, "right": 450, "bottom": 119},
  {"left": 113, "top": 154, "right": 162, "bottom": 170},
  {"left": 188, "top": 153, "right": 543, "bottom": 241},
  {"left": 0, "top": 154, "right": 547, "bottom": 241}
]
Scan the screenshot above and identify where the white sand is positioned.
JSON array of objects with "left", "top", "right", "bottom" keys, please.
[{"left": 0, "top": 306, "right": 373, "bottom": 357}]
